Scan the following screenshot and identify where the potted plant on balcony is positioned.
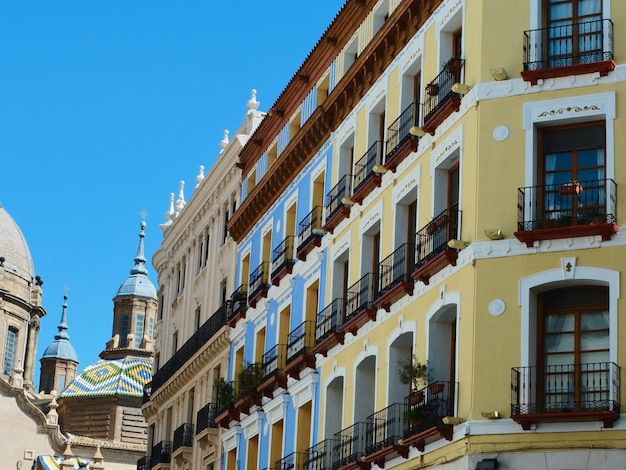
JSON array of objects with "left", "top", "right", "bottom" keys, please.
[
  {"left": 443, "top": 57, "right": 463, "bottom": 74},
  {"left": 235, "top": 362, "right": 264, "bottom": 412},
  {"left": 214, "top": 377, "right": 234, "bottom": 412},
  {"left": 398, "top": 355, "right": 429, "bottom": 406},
  {"left": 559, "top": 181, "right": 582, "bottom": 195},
  {"left": 426, "top": 83, "right": 439, "bottom": 96}
]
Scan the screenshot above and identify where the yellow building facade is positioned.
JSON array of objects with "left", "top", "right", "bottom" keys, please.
[{"left": 229, "top": 0, "right": 626, "bottom": 469}]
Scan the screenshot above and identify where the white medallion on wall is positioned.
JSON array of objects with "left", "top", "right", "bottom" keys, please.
[
  {"left": 493, "top": 126, "right": 509, "bottom": 142},
  {"left": 489, "top": 299, "right": 506, "bottom": 316}
]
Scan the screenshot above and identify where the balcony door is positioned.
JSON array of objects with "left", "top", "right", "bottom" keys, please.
[
  {"left": 539, "top": 122, "right": 605, "bottom": 223},
  {"left": 544, "top": 0, "right": 602, "bottom": 66},
  {"left": 537, "top": 287, "right": 609, "bottom": 412}
]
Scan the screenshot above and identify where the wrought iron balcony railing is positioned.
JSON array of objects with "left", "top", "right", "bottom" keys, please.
[
  {"left": 286, "top": 320, "right": 315, "bottom": 364},
  {"left": 151, "top": 303, "right": 227, "bottom": 394},
  {"left": 385, "top": 101, "right": 419, "bottom": 160},
  {"left": 173, "top": 423, "right": 194, "bottom": 451},
  {"left": 275, "top": 451, "right": 309, "bottom": 470},
  {"left": 345, "top": 272, "right": 378, "bottom": 325},
  {"left": 315, "top": 299, "right": 344, "bottom": 344},
  {"left": 325, "top": 174, "right": 353, "bottom": 223},
  {"left": 272, "top": 235, "right": 296, "bottom": 281},
  {"left": 333, "top": 422, "right": 369, "bottom": 469},
  {"left": 261, "top": 343, "right": 287, "bottom": 382},
  {"left": 511, "top": 362, "right": 620, "bottom": 429},
  {"left": 196, "top": 402, "right": 218, "bottom": 434},
  {"left": 306, "top": 438, "right": 335, "bottom": 470},
  {"left": 365, "top": 402, "right": 405, "bottom": 456},
  {"left": 523, "top": 19, "right": 614, "bottom": 73},
  {"left": 227, "top": 284, "right": 248, "bottom": 323},
  {"left": 142, "top": 382, "right": 151, "bottom": 405},
  {"left": 297, "top": 206, "right": 324, "bottom": 255},
  {"left": 379, "top": 243, "right": 414, "bottom": 296},
  {"left": 403, "top": 380, "right": 455, "bottom": 439},
  {"left": 415, "top": 208, "right": 460, "bottom": 269},
  {"left": 136, "top": 456, "right": 148, "bottom": 470},
  {"left": 150, "top": 440, "right": 172, "bottom": 467},
  {"left": 422, "top": 59, "right": 464, "bottom": 129},
  {"left": 249, "top": 261, "right": 270, "bottom": 305},
  {"left": 353, "top": 141, "right": 383, "bottom": 194}
]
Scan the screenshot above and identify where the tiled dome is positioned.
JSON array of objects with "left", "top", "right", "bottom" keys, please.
[{"left": 0, "top": 203, "right": 34, "bottom": 282}]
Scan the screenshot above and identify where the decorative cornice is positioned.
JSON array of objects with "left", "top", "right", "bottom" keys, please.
[{"left": 228, "top": 0, "right": 441, "bottom": 242}]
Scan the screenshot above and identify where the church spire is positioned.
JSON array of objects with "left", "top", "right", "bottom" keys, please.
[
  {"left": 130, "top": 221, "right": 148, "bottom": 276},
  {"left": 54, "top": 295, "right": 70, "bottom": 341}
]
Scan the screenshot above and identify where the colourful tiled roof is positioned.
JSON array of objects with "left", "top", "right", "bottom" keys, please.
[{"left": 60, "top": 356, "right": 152, "bottom": 398}]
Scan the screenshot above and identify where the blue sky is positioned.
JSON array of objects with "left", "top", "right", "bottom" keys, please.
[{"left": 0, "top": 1, "right": 342, "bottom": 387}]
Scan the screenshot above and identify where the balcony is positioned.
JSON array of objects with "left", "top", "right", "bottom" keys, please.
[
  {"left": 195, "top": 402, "right": 218, "bottom": 435},
  {"left": 323, "top": 174, "right": 353, "bottom": 234},
  {"left": 143, "top": 382, "right": 151, "bottom": 405},
  {"left": 514, "top": 179, "right": 618, "bottom": 247},
  {"left": 333, "top": 422, "right": 371, "bottom": 470},
  {"left": 249, "top": 261, "right": 271, "bottom": 308},
  {"left": 172, "top": 423, "right": 193, "bottom": 463},
  {"left": 384, "top": 102, "right": 420, "bottom": 172},
  {"left": 234, "top": 363, "right": 264, "bottom": 414},
  {"left": 374, "top": 243, "right": 414, "bottom": 312},
  {"left": 151, "top": 304, "right": 227, "bottom": 394},
  {"left": 258, "top": 344, "right": 288, "bottom": 398},
  {"left": 275, "top": 452, "right": 310, "bottom": 470},
  {"left": 214, "top": 380, "right": 239, "bottom": 429},
  {"left": 306, "top": 439, "right": 335, "bottom": 470},
  {"left": 272, "top": 235, "right": 296, "bottom": 286},
  {"left": 297, "top": 206, "right": 325, "bottom": 261},
  {"left": 344, "top": 273, "right": 378, "bottom": 335},
  {"left": 400, "top": 381, "right": 455, "bottom": 451},
  {"left": 227, "top": 284, "right": 248, "bottom": 328},
  {"left": 511, "top": 362, "right": 620, "bottom": 430},
  {"left": 351, "top": 141, "right": 383, "bottom": 205},
  {"left": 522, "top": 19, "right": 615, "bottom": 85},
  {"left": 150, "top": 441, "right": 172, "bottom": 468},
  {"left": 362, "top": 403, "right": 408, "bottom": 467},
  {"left": 284, "top": 320, "right": 316, "bottom": 379},
  {"left": 137, "top": 456, "right": 148, "bottom": 470},
  {"left": 314, "top": 299, "right": 345, "bottom": 357},
  {"left": 422, "top": 58, "right": 464, "bottom": 135},
  {"left": 412, "top": 209, "right": 460, "bottom": 285}
]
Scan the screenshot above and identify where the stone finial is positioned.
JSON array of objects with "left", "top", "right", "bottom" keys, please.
[
  {"left": 59, "top": 443, "right": 75, "bottom": 469},
  {"left": 247, "top": 89, "right": 259, "bottom": 111},
  {"left": 175, "top": 181, "right": 186, "bottom": 215},
  {"left": 220, "top": 130, "right": 229, "bottom": 153},
  {"left": 161, "top": 193, "right": 175, "bottom": 231},
  {"left": 47, "top": 397, "right": 59, "bottom": 425},
  {"left": 90, "top": 445, "right": 105, "bottom": 469},
  {"left": 195, "top": 165, "right": 205, "bottom": 188}
]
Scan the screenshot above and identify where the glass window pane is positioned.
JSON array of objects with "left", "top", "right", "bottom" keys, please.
[
  {"left": 545, "top": 333, "right": 575, "bottom": 353},
  {"left": 581, "top": 311, "right": 609, "bottom": 330},
  {"left": 545, "top": 353, "right": 575, "bottom": 366},
  {"left": 545, "top": 313, "right": 575, "bottom": 332}
]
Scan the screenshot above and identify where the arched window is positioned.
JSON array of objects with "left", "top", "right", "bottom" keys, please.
[{"left": 3, "top": 327, "right": 18, "bottom": 376}]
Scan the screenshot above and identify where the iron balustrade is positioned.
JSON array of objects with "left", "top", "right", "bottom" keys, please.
[
  {"left": 275, "top": 451, "right": 309, "bottom": 470},
  {"left": 423, "top": 59, "right": 464, "bottom": 124},
  {"left": 523, "top": 19, "right": 613, "bottom": 71},
  {"left": 136, "top": 456, "right": 148, "bottom": 470},
  {"left": 333, "top": 422, "right": 369, "bottom": 469},
  {"left": 297, "top": 206, "right": 324, "bottom": 248},
  {"left": 315, "top": 299, "right": 344, "bottom": 344},
  {"left": 151, "top": 304, "right": 227, "bottom": 393},
  {"left": 365, "top": 402, "right": 405, "bottom": 455},
  {"left": 516, "top": 178, "right": 616, "bottom": 232},
  {"left": 325, "top": 174, "right": 353, "bottom": 222},
  {"left": 379, "top": 243, "right": 414, "bottom": 295},
  {"left": 353, "top": 141, "right": 383, "bottom": 193},
  {"left": 272, "top": 236, "right": 295, "bottom": 276},
  {"left": 215, "top": 381, "right": 236, "bottom": 415},
  {"left": 287, "top": 320, "right": 315, "bottom": 363},
  {"left": 227, "top": 284, "right": 248, "bottom": 322},
  {"left": 150, "top": 440, "right": 172, "bottom": 467},
  {"left": 345, "top": 273, "right": 378, "bottom": 324},
  {"left": 385, "top": 102, "right": 419, "bottom": 160},
  {"left": 306, "top": 439, "right": 336, "bottom": 470},
  {"left": 261, "top": 343, "right": 287, "bottom": 382},
  {"left": 142, "top": 382, "right": 151, "bottom": 405},
  {"left": 415, "top": 208, "right": 460, "bottom": 269},
  {"left": 404, "top": 381, "right": 454, "bottom": 438},
  {"left": 511, "top": 362, "right": 620, "bottom": 416},
  {"left": 196, "top": 403, "right": 218, "bottom": 434},
  {"left": 249, "top": 261, "right": 270, "bottom": 300},
  {"left": 173, "top": 423, "right": 194, "bottom": 451}
]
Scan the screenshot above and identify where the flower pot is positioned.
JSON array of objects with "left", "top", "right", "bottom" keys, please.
[
  {"left": 426, "top": 222, "right": 438, "bottom": 235},
  {"left": 427, "top": 84, "right": 439, "bottom": 96},
  {"left": 408, "top": 391, "right": 424, "bottom": 405},
  {"left": 559, "top": 182, "right": 582, "bottom": 196},
  {"left": 444, "top": 59, "right": 462, "bottom": 74},
  {"left": 429, "top": 382, "right": 445, "bottom": 394}
]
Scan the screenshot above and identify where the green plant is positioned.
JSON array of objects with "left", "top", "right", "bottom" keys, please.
[
  {"left": 398, "top": 355, "right": 429, "bottom": 392},
  {"left": 238, "top": 362, "right": 264, "bottom": 396},
  {"left": 214, "top": 377, "right": 234, "bottom": 410}
]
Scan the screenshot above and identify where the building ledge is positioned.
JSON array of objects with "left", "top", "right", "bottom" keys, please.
[
  {"left": 521, "top": 60, "right": 616, "bottom": 86},
  {"left": 412, "top": 249, "right": 458, "bottom": 285},
  {"left": 514, "top": 222, "right": 619, "bottom": 248}
]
